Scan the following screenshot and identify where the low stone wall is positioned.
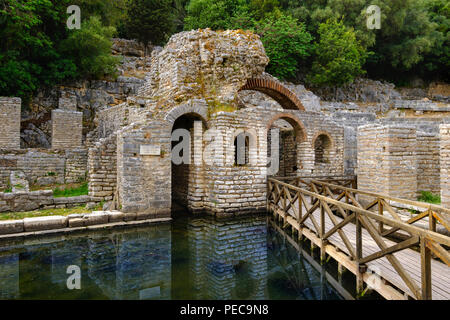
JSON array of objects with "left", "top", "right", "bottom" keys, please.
[
  {"left": 0, "top": 210, "right": 171, "bottom": 236},
  {"left": 0, "top": 191, "right": 93, "bottom": 213},
  {"left": 0, "top": 148, "right": 88, "bottom": 189},
  {"left": 88, "top": 133, "right": 117, "bottom": 202},
  {"left": 441, "top": 125, "right": 450, "bottom": 209}
]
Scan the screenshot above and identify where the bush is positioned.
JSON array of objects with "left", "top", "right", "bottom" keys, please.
[
  {"left": 418, "top": 191, "right": 441, "bottom": 204},
  {"left": 307, "top": 19, "right": 366, "bottom": 86},
  {"left": 61, "top": 16, "right": 121, "bottom": 79},
  {"left": 256, "top": 12, "right": 312, "bottom": 80}
]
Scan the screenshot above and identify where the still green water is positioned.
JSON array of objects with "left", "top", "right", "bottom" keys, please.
[{"left": 0, "top": 213, "right": 346, "bottom": 300}]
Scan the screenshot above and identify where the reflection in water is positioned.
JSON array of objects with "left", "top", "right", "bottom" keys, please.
[{"left": 0, "top": 214, "right": 343, "bottom": 300}]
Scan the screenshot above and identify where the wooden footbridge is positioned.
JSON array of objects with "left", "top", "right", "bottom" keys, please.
[{"left": 267, "top": 176, "right": 450, "bottom": 300}]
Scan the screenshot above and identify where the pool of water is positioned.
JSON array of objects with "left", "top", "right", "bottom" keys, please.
[{"left": 0, "top": 213, "right": 346, "bottom": 300}]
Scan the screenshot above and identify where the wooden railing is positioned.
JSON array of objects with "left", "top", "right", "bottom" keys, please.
[{"left": 267, "top": 177, "right": 450, "bottom": 300}]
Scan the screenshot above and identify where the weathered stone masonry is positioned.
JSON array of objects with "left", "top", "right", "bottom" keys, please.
[
  {"left": 0, "top": 97, "right": 21, "bottom": 149},
  {"left": 441, "top": 124, "right": 450, "bottom": 208},
  {"left": 51, "top": 109, "right": 83, "bottom": 149}
]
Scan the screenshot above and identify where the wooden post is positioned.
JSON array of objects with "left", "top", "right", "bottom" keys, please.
[
  {"left": 429, "top": 211, "right": 436, "bottom": 233},
  {"left": 356, "top": 213, "right": 364, "bottom": 296},
  {"left": 378, "top": 198, "right": 384, "bottom": 233},
  {"left": 298, "top": 191, "right": 303, "bottom": 241},
  {"left": 320, "top": 200, "right": 326, "bottom": 263},
  {"left": 420, "top": 237, "right": 432, "bottom": 300}
]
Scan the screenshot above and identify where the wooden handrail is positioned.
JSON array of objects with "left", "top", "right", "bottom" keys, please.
[{"left": 268, "top": 177, "right": 450, "bottom": 300}]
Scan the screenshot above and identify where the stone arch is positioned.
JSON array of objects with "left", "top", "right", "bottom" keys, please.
[
  {"left": 240, "top": 78, "right": 305, "bottom": 111},
  {"left": 266, "top": 113, "right": 307, "bottom": 142},
  {"left": 267, "top": 113, "right": 307, "bottom": 176},
  {"left": 312, "top": 131, "right": 334, "bottom": 165},
  {"left": 168, "top": 104, "right": 208, "bottom": 213},
  {"left": 164, "top": 103, "right": 209, "bottom": 131},
  {"left": 230, "top": 128, "right": 258, "bottom": 166},
  {"left": 311, "top": 130, "right": 335, "bottom": 149}
]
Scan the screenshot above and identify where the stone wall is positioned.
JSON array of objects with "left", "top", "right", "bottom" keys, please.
[
  {"left": 65, "top": 148, "right": 88, "bottom": 183},
  {"left": 357, "top": 124, "right": 418, "bottom": 200},
  {"left": 417, "top": 132, "right": 440, "bottom": 194},
  {"left": 88, "top": 133, "right": 117, "bottom": 202},
  {"left": 441, "top": 125, "right": 450, "bottom": 208},
  {"left": 0, "top": 97, "right": 21, "bottom": 149},
  {"left": 51, "top": 109, "right": 83, "bottom": 149},
  {"left": 0, "top": 191, "right": 90, "bottom": 213},
  {"left": 117, "top": 121, "right": 172, "bottom": 217},
  {"left": 0, "top": 149, "right": 88, "bottom": 189}
]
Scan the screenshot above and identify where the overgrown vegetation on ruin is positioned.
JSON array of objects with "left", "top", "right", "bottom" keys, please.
[
  {"left": 0, "top": 0, "right": 448, "bottom": 103},
  {"left": 52, "top": 182, "right": 89, "bottom": 198},
  {"left": 418, "top": 191, "right": 441, "bottom": 204}
]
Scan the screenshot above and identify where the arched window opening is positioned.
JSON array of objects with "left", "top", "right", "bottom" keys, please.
[
  {"left": 234, "top": 133, "right": 250, "bottom": 166},
  {"left": 314, "top": 134, "right": 332, "bottom": 165}
]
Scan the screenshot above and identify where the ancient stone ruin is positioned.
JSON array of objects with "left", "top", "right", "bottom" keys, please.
[{"left": 0, "top": 29, "right": 449, "bottom": 217}]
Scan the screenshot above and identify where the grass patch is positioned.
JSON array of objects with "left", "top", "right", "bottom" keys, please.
[
  {"left": 418, "top": 191, "right": 441, "bottom": 205},
  {"left": 53, "top": 182, "right": 88, "bottom": 198},
  {"left": 0, "top": 206, "right": 94, "bottom": 221}
]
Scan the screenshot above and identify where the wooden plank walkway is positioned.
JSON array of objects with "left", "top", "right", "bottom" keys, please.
[{"left": 270, "top": 194, "right": 450, "bottom": 300}]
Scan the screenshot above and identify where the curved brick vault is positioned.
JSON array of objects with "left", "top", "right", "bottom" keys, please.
[{"left": 240, "top": 78, "right": 305, "bottom": 111}]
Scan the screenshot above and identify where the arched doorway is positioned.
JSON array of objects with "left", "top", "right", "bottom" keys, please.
[
  {"left": 170, "top": 112, "right": 207, "bottom": 213},
  {"left": 267, "top": 114, "right": 307, "bottom": 177}
]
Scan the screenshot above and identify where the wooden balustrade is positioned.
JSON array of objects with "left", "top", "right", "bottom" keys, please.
[{"left": 267, "top": 177, "right": 450, "bottom": 300}]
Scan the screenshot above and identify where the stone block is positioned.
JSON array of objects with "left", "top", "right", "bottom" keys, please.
[
  {"left": 23, "top": 216, "right": 67, "bottom": 232},
  {"left": 0, "top": 220, "right": 24, "bottom": 234}
]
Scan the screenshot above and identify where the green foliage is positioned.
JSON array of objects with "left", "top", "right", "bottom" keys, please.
[
  {"left": 307, "top": 19, "right": 366, "bottom": 86},
  {"left": 0, "top": 0, "right": 121, "bottom": 102},
  {"left": 184, "top": 0, "right": 252, "bottom": 30},
  {"left": 255, "top": 13, "right": 312, "bottom": 80},
  {"left": 418, "top": 191, "right": 441, "bottom": 204},
  {"left": 124, "top": 0, "right": 176, "bottom": 47},
  {"left": 53, "top": 182, "right": 88, "bottom": 198},
  {"left": 0, "top": 0, "right": 77, "bottom": 103},
  {"left": 61, "top": 16, "right": 121, "bottom": 79}
]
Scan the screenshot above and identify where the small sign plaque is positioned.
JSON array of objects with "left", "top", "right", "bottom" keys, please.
[{"left": 140, "top": 144, "right": 160, "bottom": 156}]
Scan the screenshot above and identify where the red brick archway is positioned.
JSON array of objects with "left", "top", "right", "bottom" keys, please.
[{"left": 239, "top": 78, "right": 305, "bottom": 111}]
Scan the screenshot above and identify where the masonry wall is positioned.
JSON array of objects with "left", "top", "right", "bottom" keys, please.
[
  {"left": 417, "top": 132, "right": 440, "bottom": 194},
  {"left": 441, "top": 124, "right": 450, "bottom": 209},
  {"left": 88, "top": 134, "right": 117, "bottom": 202},
  {"left": 0, "top": 97, "right": 21, "bottom": 149},
  {"left": 51, "top": 109, "right": 83, "bottom": 149},
  {"left": 117, "top": 121, "right": 172, "bottom": 217},
  {"left": 0, "top": 149, "right": 88, "bottom": 189},
  {"left": 357, "top": 124, "right": 418, "bottom": 200}
]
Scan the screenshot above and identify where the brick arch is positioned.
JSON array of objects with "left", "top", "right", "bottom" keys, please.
[
  {"left": 311, "top": 130, "right": 335, "bottom": 149},
  {"left": 240, "top": 78, "right": 305, "bottom": 111},
  {"left": 164, "top": 103, "right": 209, "bottom": 131},
  {"left": 266, "top": 113, "right": 307, "bottom": 143}
]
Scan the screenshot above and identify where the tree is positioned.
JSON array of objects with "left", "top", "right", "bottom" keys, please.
[
  {"left": 255, "top": 12, "right": 312, "bottom": 80},
  {"left": 307, "top": 19, "right": 366, "bottom": 86},
  {"left": 124, "top": 0, "right": 176, "bottom": 49},
  {"left": 184, "top": 0, "right": 251, "bottom": 30},
  {"left": 0, "top": 0, "right": 77, "bottom": 102},
  {"left": 61, "top": 16, "right": 121, "bottom": 79}
]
